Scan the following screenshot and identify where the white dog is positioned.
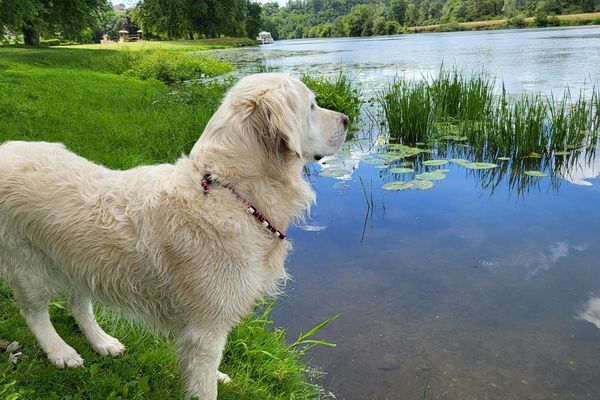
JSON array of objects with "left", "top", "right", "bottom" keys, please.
[{"left": 0, "top": 73, "right": 348, "bottom": 400}]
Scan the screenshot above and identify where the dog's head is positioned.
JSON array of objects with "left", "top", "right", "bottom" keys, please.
[{"left": 227, "top": 73, "right": 349, "bottom": 163}]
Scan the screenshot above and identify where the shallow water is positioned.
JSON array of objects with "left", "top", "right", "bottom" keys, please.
[{"left": 214, "top": 27, "right": 600, "bottom": 399}]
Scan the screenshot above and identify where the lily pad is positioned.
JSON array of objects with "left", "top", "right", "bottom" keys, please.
[
  {"left": 553, "top": 151, "right": 570, "bottom": 156},
  {"left": 410, "top": 179, "right": 434, "bottom": 190},
  {"left": 498, "top": 157, "right": 511, "bottom": 161},
  {"left": 437, "top": 168, "right": 450, "bottom": 173},
  {"left": 319, "top": 168, "right": 348, "bottom": 178},
  {"left": 528, "top": 152, "right": 542, "bottom": 158},
  {"left": 416, "top": 171, "right": 446, "bottom": 181},
  {"left": 422, "top": 160, "right": 448, "bottom": 167},
  {"left": 382, "top": 181, "right": 414, "bottom": 191},
  {"left": 362, "top": 157, "right": 384, "bottom": 165},
  {"left": 381, "top": 153, "right": 407, "bottom": 161},
  {"left": 400, "top": 161, "right": 413, "bottom": 167},
  {"left": 524, "top": 170, "right": 548, "bottom": 177},
  {"left": 450, "top": 158, "right": 470, "bottom": 165},
  {"left": 464, "top": 162, "right": 498, "bottom": 170},
  {"left": 389, "top": 167, "right": 414, "bottom": 174}
]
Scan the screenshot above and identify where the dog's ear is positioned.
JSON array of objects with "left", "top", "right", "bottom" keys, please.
[{"left": 237, "top": 85, "right": 303, "bottom": 159}]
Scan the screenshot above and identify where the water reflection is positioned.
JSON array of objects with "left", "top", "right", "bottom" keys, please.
[
  {"left": 579, "top": 296, "right": 600, "bottom": 329},
  {"left": 517, "top": 241, "right": 588, "bottom": 280}
]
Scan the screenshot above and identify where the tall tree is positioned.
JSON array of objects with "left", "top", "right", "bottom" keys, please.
[
  {"left": 0, "top": 0, "right": 109, "bottom": 46},
  {"left": 246, "top": 1, "right": 263, "bottom": 39},
  {"left": 390, "top": 0, "right": 408, "bottom": 24},
  {"left": 134, "top": 0, "right": 186, "bottom": 40}
]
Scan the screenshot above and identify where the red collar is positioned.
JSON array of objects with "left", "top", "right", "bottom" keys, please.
[{"left": 201, "top": 174, "right": 286, "bottom": 240}]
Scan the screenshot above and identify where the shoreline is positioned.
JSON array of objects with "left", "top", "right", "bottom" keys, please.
[{"left": 409, "top": 12, "right": 600, "bottom": 33}]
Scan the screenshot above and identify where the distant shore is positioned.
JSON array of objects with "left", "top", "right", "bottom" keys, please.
[{"left": 409, "top": 12, "right": 600, "bottom": 33}]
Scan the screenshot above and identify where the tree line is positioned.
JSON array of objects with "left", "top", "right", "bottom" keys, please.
[
  {"left": 2, "top": 0, "right": 597, "bottom": 45},
  {"left": 133, "top": 0, "right": 262, "bottom": 40},
  {"left": 0, "top": 0, "right": 262, "bottom": 45},
  {"left": 262, "top": 0, "right": 600, "bottom": 39}
]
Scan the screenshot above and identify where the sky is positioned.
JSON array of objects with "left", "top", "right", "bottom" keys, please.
[
  {"left": 114, "top": 0, "right": 286, "bottom": 5},
  {"left": 256, "top": 0, "right": 286, "bottom": 4}
]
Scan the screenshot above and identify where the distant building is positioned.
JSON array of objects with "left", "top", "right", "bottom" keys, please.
[{"left": 113, "top": 3, "right": 126, "bottom": 11}]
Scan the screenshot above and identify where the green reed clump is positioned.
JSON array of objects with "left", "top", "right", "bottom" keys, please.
[
  {"left": 592, "top": 86, "right": 600, "bottom": 133},
  {"left": 301, "top": 72, "right": 363, "bottom": 123},
  {"left": 430, "top": 68, "right": 495, "bottom": 124},
  {"left": 548, "top": 89, "right": 598, "bottom": 152},
  {"left": 379, "top": 69, "right": 600, "bottom": 156},
  {"left": 380, "top": 79, "right": 433, "bottom": 143}
]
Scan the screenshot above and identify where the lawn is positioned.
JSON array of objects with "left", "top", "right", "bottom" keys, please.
[
  {"left": 0, "top": 43, "right": 330, "bottom": 399},
  {"left": 71, "top": 38, "right": 257, "bottom": 52}
]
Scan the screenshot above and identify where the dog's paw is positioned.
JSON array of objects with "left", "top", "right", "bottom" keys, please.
[
  {"left": 92, "top": 336, "right": 126, "bottom": 357},
  {"left": 48, "top": 346, "right": 84, "bottom": 368},
  {"left": 217, "top": 371, "right": 232, "bottom": 384}
]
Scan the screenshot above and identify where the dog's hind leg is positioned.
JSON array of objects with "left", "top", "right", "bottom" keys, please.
[
  {"left": 69, "top": 292, "right": 125, "bottom": 357},
  {"left": 8, "top": 274, "right": 84, "bottom": 368}
]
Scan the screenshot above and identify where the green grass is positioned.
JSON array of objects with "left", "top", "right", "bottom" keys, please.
[
  {"left": 0, "top": 45, "right": 333, "bottom": 399},
  {"left": 300, "top": 72, "right": 363, "bottom": 124},
  {"left": 0, "top": 46, "right": 234, "bottom": 83},
  {"left": 71, "top": 38, "right": 257, "bottom": 52},
  {"left": 0, "top": 285, "right": 329, "bottom": 399},
  {"left": 0, "top": 61, "right": 225, "bottom": 167}
]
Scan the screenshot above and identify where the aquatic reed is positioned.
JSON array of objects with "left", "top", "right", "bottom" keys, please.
[
  {"left": 379, "top": 69, "right": 600, "bottom": 157},
  {"left": 380, "top": 79, "right": 433, "bottom": 143}
]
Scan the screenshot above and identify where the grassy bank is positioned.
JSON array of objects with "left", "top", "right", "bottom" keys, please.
[
  {"left": 71, "top": 38, "right": 257, "bottom": 51},
  {"left": 409, "top": 12, "right": 600, "bottom": 33},
  {"left": 0, "top": 44, "right": 332, "bottom": 399}
]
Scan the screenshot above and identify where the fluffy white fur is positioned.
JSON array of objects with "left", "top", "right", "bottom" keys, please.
[{"left": 0, "top": 73, "right": 348, "bottom": 400}]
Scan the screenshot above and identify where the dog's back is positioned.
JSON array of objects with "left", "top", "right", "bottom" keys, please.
[{"left": 0, "top": 141, "right": 107, "bottom": 286}]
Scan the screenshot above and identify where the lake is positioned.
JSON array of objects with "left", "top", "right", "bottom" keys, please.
[{"left": 212, "top": 26, "right": 600, "bottom": 400}]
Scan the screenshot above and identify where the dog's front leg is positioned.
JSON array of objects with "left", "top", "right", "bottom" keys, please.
[{"left": 176, "top": 326, "right": 229, "bottom": 400}]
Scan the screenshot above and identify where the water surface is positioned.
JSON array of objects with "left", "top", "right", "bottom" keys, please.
[{"left": 213, "top": 26, "right": 600, "bottom": 400}]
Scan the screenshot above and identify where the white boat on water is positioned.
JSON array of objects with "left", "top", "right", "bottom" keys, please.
[{"left": 256, "top": 31, "right": 273, "bottom": 44}]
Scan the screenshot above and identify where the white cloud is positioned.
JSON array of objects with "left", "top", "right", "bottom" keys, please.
[{"left": 578, "top": 296, "right": 600, "bottom": 329}]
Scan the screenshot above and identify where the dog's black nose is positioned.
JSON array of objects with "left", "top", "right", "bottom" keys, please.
[{"left": 342, "top": 115, "right": 349, "bottom": 128}]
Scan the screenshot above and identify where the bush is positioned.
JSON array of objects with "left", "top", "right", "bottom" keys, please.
[
  {"left": 507, "top": 14, "right": 527, "bottom": 28},
  {"left": 300, "top": 72, "right": 363, "bottom": 124},
  {"left": 384, "top": 20, "right": 402, "bottom": 35},
  {"left": 128, "top": 49, "right": 235, "bottom": 82},
  {"left": 534, "top": 12, "right": 548, "bottom": 26}
]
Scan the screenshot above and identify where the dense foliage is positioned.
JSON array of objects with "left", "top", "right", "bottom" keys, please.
[
  {"left": 0, "top": 0, "right": 110, "bottom": 45},
  {"left": 134, "top": 0, "right": 263, "bottom": 40},
  {"left": 0, "top": 0, "right": 262, "bottom": 46},
  {"left": 261, "top": 0, "right": 600, "bottom": 39}
]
